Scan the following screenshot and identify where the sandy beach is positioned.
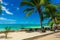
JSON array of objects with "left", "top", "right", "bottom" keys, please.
[
  {"left": 32, "top": 32, "right": 60, "bottom": 40},
  {"left": 0, "top": 31, "right": 53, "bottom": 40}
]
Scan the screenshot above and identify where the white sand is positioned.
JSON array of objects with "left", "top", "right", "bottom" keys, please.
[
  {"left": 0, "top": 31, "right": 53, "bottom": 40},
  {"left": 33, "top": 32, "right": 60, "bottom": 40}
]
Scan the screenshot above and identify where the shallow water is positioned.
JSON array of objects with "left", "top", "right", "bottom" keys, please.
[{"left": 0, "top": 24, "right": 51, "bottom": 31}]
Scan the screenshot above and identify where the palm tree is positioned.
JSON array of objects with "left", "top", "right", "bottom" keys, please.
[
  {"left": 20, "top": 0, "right": 50, "bottom": 30},
  {"left": 4, "top": 26, "right": 11, "bottom": 39},
  {"left": 44, "top": 4, "right": 57, "bottom": 24},
  {"left": 46, "top": 10, "right": 60, "bottom": 30},
  {"left": 44, "top": 2, "right": 60, "bottom": 24},
  {"left": 43, "top": 3, "right": 59, "bottom": 31}
]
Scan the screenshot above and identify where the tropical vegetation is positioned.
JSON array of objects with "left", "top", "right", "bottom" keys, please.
[
  {"left": 4, "top": 26, "right": 11, "bottom": 39},
  {"left": 20, "top": 0, "right": 60, "bottom": 30}
]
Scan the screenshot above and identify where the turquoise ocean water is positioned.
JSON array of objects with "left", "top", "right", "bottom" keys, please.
[{"left": 0, "top": 24, "right": 51, "bottom": 31}]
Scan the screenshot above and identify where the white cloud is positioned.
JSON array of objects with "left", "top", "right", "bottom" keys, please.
[
  {"left": 2, "top": 6, "right": 13, "bottom": 15},
  {"left": 0, "top": 17, "right": 7, "bottom": 20},
  {"left": 0, "top": 0, "right": 16, "bottom": 24},
  {"left": 0, "top": 0, "right": 13, "bottom": 15},
  {"left": 0, "top": 17, "right": 16, "bottom": 24},
  {"left": 0, "top": 17, "right": 16, "bottom": 21}
]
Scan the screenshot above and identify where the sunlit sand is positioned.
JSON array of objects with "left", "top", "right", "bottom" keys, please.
[{"left": 0, "top": 31, "right": 53, "bottom": 40}]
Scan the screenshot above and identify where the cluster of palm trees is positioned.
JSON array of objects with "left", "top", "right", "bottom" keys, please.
[{"left": 20, "top": 0, "right": 60, "bottom": 30}]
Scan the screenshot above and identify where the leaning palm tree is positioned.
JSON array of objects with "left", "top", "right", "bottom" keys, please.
[
  {"left": 20, "top": 0, "right": 50, "bottom": 30},
  {"left": 4, "top": 26, "right": 11, "bottom": 39}
]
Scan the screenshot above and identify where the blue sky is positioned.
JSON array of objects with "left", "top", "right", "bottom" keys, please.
[{"left": 0, "top": 0, "right": 60, "bottom": 24}]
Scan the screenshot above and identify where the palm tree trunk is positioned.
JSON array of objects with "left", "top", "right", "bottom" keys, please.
[
  {"left": 36, "top": 6, "right": 43, "bottom": 28},
  {"left": 37, "top": 6, "right": 46, "bottom": 32}
]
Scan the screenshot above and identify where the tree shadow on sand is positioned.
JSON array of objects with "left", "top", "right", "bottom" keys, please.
[{"left": 0, "top": 35, "right": 12, "bottom": 39}]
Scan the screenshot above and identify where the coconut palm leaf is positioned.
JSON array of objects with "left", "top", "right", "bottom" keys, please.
[
  {"left": 41, "top": 0, "right": 50, "bottom": 5},
  {"left": 23, "top": 8, "right": 34, "bottom": 12},
  {"left": 20, "top": 2, "right": 35, "bottom": 6},
  {"left": 44, "top": 4, "right": 57, "bottom": 23},
  {"left": 30, "top": 0, "right": 41, "bottom": 5},
  {"left": 48, "top": 18, "right": 52, "bottom": 23},
  {"left": 43, "top": 8, "right": 50, "bottom": 18},
  {"left": 5, "top": 27, "right": 11, "bottom": 31},
  {"left": 48, "top": 20, "right": 54, "bottom": 26},
  {"left": 46, "top": 4, "right": 57, "bottom": 12},
  {"left": 25, "top": 9, "right": 34, "bottom": 18}
]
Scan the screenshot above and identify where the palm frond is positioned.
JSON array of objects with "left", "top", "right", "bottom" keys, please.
[
  {"left": 45, "top": 4, "right": 57, "bottom": 17},
  {"left": 40, "top": 0, "right": 50, "bottom": 6},
  {"left": 5, "top": 26, "right": 11, "bottom": 31},
  {"left": 30, "top": 0, "right": 41, "bottom": 5},
  {"left": 25, "top": 9, "right": 34, "bottom": 18},
  {"left": 20, "top": 2, "right": 35, "bottom": 7},
  {"left": 44, "top": 8, "right": 50, "bottom": 13},
  {"left": 48, "top": 19, "right": 54, "bottom": 26},
  {"left": 23, "top": 8, "right": 34, "bottom": 12},
  {"left": 40, "top": 0, "right": 45, "bottom": 5}
]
